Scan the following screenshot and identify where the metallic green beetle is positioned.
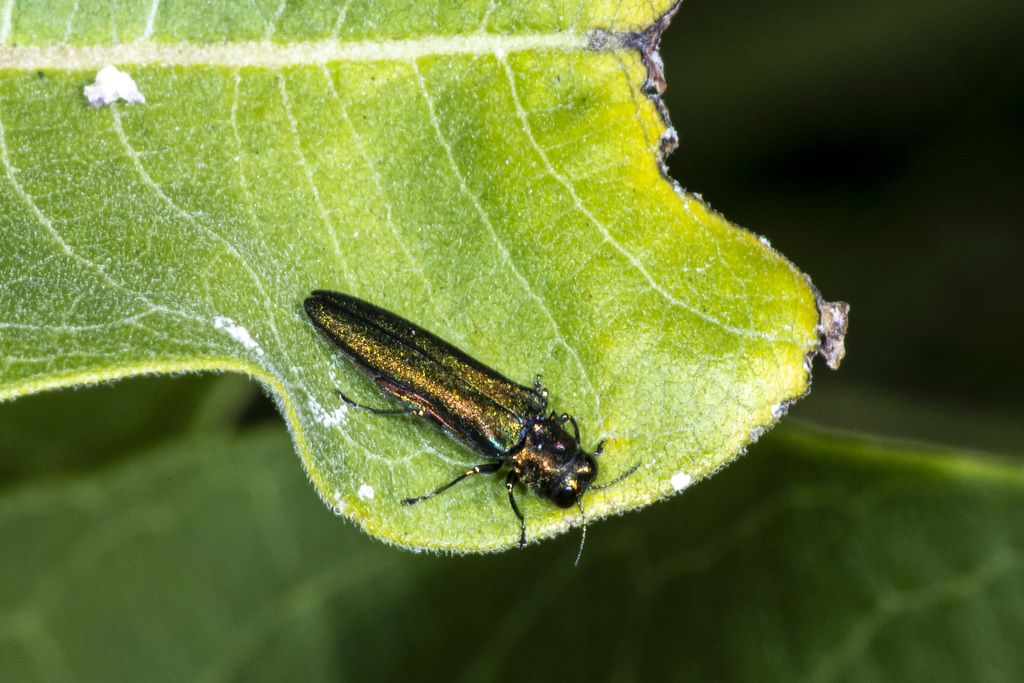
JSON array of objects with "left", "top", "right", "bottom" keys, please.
[{"left": 304, "top": 290, "right": 627, "bottom": 549}]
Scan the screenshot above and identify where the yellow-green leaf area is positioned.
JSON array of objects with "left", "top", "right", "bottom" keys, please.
[
  {"left": 0, "top": 0, "right": 827, "bottom": 551},
  {"left": 8, "top": 0, "right": 668, "bottom": 45}
]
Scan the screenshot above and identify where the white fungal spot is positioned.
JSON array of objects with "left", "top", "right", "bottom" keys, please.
[
  {"left": 323, "top": 406, "right": 347, "bottom": 427},
  {"left": 308, "top": 396, "right": 347, "bottom": 428},
  {"left": 749, "top": 425, "right": 766, "bottom": 443},
  {"left": 670, "top": 471, "right": 692, "bottom": 491},
  {"left": 84, "top": 66, "right": 146, "bottom": 107},
  {"left": 214, "top": 316, "right": 264, "bottom": 356},
  {"left": 771, "top": 402, "right": 787, "bottom": 419},
  {"left": 357, "top": 484, "right": 375, "bottom": 500}
]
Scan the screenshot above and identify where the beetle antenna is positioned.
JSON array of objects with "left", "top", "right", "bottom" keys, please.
[
  {"left": 592, "top": 461, "right": 642, "bottom": 490},
  {"left": 574, "top": 501, "right": 588, "bottom": 566}
]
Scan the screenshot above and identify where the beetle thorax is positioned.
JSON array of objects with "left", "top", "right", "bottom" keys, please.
[{"left": 511, "top": 415, "right": 599, "bottom": 508}]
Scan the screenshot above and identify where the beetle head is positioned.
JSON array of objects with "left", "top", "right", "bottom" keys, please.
[
  {"left": 545, "top": 451, "right": 599, "bottom": 508},
  {"left": 518, "top": 413, "right": 600, "bottom": 508}
]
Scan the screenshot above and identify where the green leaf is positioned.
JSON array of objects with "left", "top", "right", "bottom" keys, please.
[
  {"left": 0, "top": 0, "right": 838, "bottom": 550},
  {"left": 1, "top": 401, "right": 1021, "bottom": 680}
]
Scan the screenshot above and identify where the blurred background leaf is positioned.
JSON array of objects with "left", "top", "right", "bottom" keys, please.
[{"left": 2, "top": 412, "right": 1021, "bottom": 681}]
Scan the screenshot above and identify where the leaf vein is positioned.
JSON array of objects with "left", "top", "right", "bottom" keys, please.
[
  {"left": 0, "top": 34, "right": 592, "bottom": 70},
  {"left": 328, "top": 0, "right": 354, "bottom": 41},
  {"left": 0, "top": 0, "right": 11, "bottom": 46},
  {"left": 107, "top": 106, "right": 284, "bottom": 360},
  {"left": 263, "top": 0, "right": 288, "bottom": 41},
  {"left": 229, "top": 70, "right": 263, "bottom": 236},
  {"left": 139, "top": 0, "right": 159, "bottom": 42},
  {"left": 412, "top": 59, "right": 600, "bottom": 419},
  {"left": 497, "top": 51, "right": 773, "bottom": 342},
  {"left": 61, "top": 0, "right": 80, "bottom": 45},
  {"left": 320, "top": 63, "right": 446, "bottom": 327},
  {"left": 277, "top": 70, "right": 350, "bottom": 284},
  {"left": 0, "top": 103, "right": 152, "bottom": 309}
]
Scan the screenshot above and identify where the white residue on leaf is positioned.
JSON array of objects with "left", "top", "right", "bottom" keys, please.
[
  {"left": 84, "top": 66, "right": 146, "bottom": 107},
  {"left": 670, "top": 471, "right": 692, "bottom": 491},
  {"left": 357, "top": 484, "right": 375, "bottom": 500},
  {"left": 324, "top": 405, "right": 347, "bottom": 427},
  {"left": 308, "top": 395, "right": 347, "bottom": 428},
  {"left": 213, "top": 316, "right": 264, "bottom": 356},
  {"left": 749, "top": 425, "right": 766, "bottom": 443},
  {"left": 771, "top": 402, "right": 787, "bottom": 419}
]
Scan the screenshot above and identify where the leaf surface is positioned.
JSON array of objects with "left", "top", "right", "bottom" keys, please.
[{"left": 0, "top": 0, "right": 831, "bottom": 549}]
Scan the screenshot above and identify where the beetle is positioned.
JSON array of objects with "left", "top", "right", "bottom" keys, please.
[{"left": 303, "top": 290, "right": 636, "bottom": 551}]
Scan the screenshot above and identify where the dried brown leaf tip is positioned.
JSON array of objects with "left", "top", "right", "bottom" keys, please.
[{"left": 818, "top": 301, "right": 850, "bottom": 370}]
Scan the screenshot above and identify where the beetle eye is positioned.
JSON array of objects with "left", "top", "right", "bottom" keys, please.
[{"left": 550, "top": 483, "right": 579, "bottom": 509}]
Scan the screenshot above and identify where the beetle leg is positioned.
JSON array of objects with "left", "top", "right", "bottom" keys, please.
[
  {"left": 334, "top": 389, "right": 413, "bottom": 415},
  {"left": 505, "top": 470, "right": 527, "bottom": 548},
  {"left": 560, "top": 413, "right": 581, "bottom": 442},
  {"left": 533, "top": 376, "right": 549, "bottom": 408},
  {"left": 401, "top": 461, "right": 503, "bottom": 505}
]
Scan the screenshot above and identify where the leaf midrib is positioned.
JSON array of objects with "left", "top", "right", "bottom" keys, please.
[{"left": 0, "top": 34, "right": 600, "bottom": 70}]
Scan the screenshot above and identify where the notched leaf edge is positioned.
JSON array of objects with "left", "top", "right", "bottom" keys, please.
[{"left": 589, "top": 0, "right": 681, "bottom": 161}]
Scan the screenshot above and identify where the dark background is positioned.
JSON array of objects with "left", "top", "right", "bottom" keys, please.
[{"left": 658, "top": 0, "right": 1024, "bottom": 455}]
